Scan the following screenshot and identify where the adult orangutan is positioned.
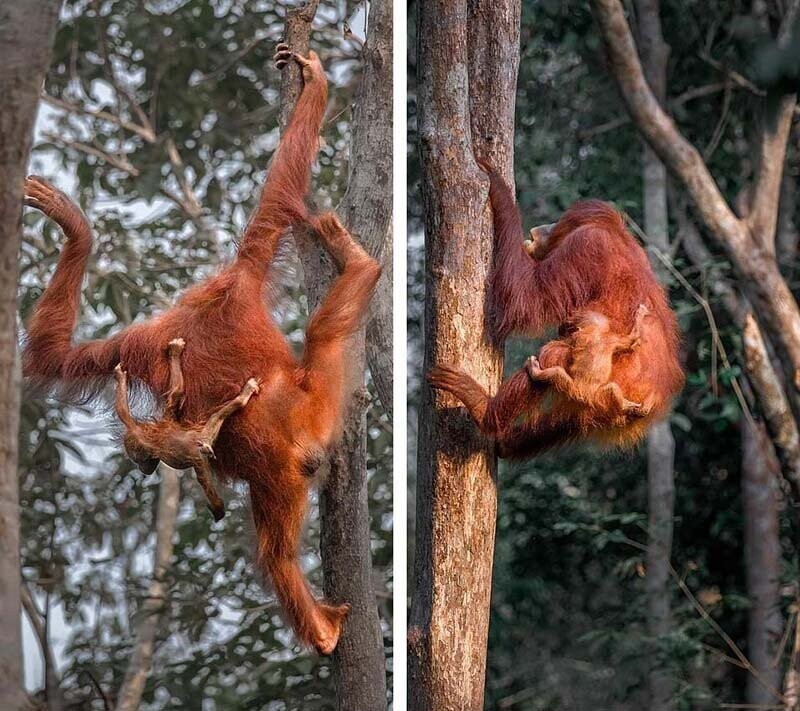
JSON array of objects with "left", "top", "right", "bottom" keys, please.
[
  {"left": 22, "top": 46, "right": 380, "bottom": 655},
  {"left": 428, "top": 166, "right": 683, "bottom": 458}
]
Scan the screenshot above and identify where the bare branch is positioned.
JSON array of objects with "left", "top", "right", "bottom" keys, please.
[
  {"left": 698, "top": 53, "right": 767, "bottom": 97},
  {"left": 747, "top": 93, "right": 797, "bottom": 252},
  {"left": 21, "top": 581, "right": 62, "bottom": 711},
  {"left": 41, "top": 93, "right": 156, "bottom": 143},
  {"left": 42, "top": 131, "right": 140, "bottom": 175},
  {"left": 164, "top": 138, "right": 203, "bottom": 219},
  {"left": 591, "top": 0, "right": 746, "bottom": 248},
  {"left": 192, "top": 33, "right": 271, "bottom": 86},
  {"left": 744, "top": 314, "right": 800, "bottom": 500}
]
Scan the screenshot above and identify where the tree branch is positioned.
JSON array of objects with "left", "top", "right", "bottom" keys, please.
[
  {"left": 40, "top": 93, "right": 156, "bottom": 143},
  {"left": 748, "top": 93, "right": 797, "bottom": 252},
  {"left": 41, "top": 131, "right": 140, "bottom": 176},
  {"left": 675, "top": 204, "right": 800, "bottom": 501},
  {"left": 591, "top": 0, "right": 747, "bottom": 249},
  {"left": 20, "top": 581, "right": 62, "bottom": 710}
]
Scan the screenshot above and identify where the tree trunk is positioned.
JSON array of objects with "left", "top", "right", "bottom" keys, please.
[
  {"left": 409, "top": 2, "right": 519, "bottom": 709},
  {"left": 115, "top": 465, "right": 180, "bottom": 711},
  {"left": 742, "top": 420, "right": 783, "bottom": 708},
  {"left": 319, "top": 0, "right": 392, "bottom": 705},
  {"left": 635, "top": 2, "right": 676, "bottom": 707},
  {"left": 279, "top": 4, "right": 391, "bottom": 708},
  {"left": 0, "top": 3, "right": 61, "bottom": 707}
]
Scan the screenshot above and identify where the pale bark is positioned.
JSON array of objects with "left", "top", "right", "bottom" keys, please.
[
  {"left": 676, "top": 207, "right": 800, "bottom": 494},
  {"left": 409, "top": 1, "right": 519, "bottom": 709},
  {"left": 0, "top": 2, "right": 61, "bottom": 707},
  {"left": 743, "top": 314, "right": 800, "bottom": 498},
  {"left": 742, "top": 420, "right": 783, "bottom": 707},
  {"left": 20, "top": 584, "right": 62, "bottom": 711},
  {"left": 279, "top": 3, "right": 390, "bottom": 707},
  {"left": 646, "top": 421, "right": 675, "bottom": 709},
  {"left": 115, "top": 465, "right": 180, "bottom": 711},
  {"left": 634, "top": 2, "right": 676, "bottom": 706},
  {"left": 592, "top": 0, "right": 800, "bottom": 402}
]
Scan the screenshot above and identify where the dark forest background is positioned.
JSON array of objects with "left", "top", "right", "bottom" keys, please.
[{"left": 409, "top": 0, "right": 799, "bottom": 708}]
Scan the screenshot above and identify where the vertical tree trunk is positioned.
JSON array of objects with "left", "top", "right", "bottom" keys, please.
[
  {"left": 116, "top": 465, "right": 180, "bottom": 711},
  {"left": 742, "top": 420, "right": 783, "bottom": 707},
  {"left": 635, "top": 2, "right": 675, "bottom": 708},
  {"left": 409, "top": 2, "right": 519, "bottom": 709},
  {"left": 319, "top": 1, "right": 392, "bottom": 706},
  {"left": 0, "top": 3, "right": 61, "bottom": 707},
  {"left": 279, "top": 3, "right": 390, "bottom": 708}
]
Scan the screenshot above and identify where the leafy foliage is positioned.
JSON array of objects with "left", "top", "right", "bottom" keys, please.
[{"left": 19, "top": 1, "right": 391, "bottom": 709}]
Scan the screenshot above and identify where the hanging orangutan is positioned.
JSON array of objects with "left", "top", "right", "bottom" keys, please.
[
  {"left": 427, "top": 166, "right": 684, "bottom": 459},
  {"left": 22, "top": 46, "right": 380, "bottom": 655}
]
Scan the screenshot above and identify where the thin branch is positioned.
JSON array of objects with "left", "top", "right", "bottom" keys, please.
[
  {"left": 588, "top": 523, "right": 785, "bottom": 702},
  {"left": 785, "top": 598, "right": 800, "bottom": 710},
  {"left": 702, "top": 82, "right": 732, "bottom": 160},
  {"left": 579, "top": 81, "right": 745, "bottom": 140},
  {"left": 41, "top": 93, "right": 156, "bottom": 143},
  {"left": 673, "top": 568, "right": 784, "bottom": 702},
  {"left": 78, "top": 670, "right": 112, "bottom": 711},
  {"left": 699, "top": 52, "right": 767, "bottom": 97},
  {"left": 42, "top": 131, "right": 140, "bottom": 175},
  {"left": 163, "top": 138, "right": 203, "bottom": 218},
  {"left": 592, "top": 0, "right": 750, "bottom": 255},
  {"left": 626, "top": 216, "right": 754, "bottom": 423},
  {"left": 191, "top": 33, "right": 271, "bottom": 85},
  {"left": 21, "top": 581, "right": 62, "bottom": 710}
]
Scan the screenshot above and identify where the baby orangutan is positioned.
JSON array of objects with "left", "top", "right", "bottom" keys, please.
[
  {"left": 527, "top": 304, "right": 653, "bottom": 425},
  {"left": 114, "top": 338, "right": 260, "bottom": 521}
]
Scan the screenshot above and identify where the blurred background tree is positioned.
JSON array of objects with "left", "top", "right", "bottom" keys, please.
[
  {"left": 17, "top": 1, "right": 392, "bottom": 709},
  {"left": 407, "top": 0, "right": 798, "bottom": 708}
]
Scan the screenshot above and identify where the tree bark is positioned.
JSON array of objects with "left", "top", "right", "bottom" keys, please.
[
  {"left": 279, "top": 3, "right": 390, "bottom": 708},
  {"left": 634, "top": 2, "right": 676, "bottom": 707},
  {"left": 409, "top": 2, "right": 519, "bottom": 709},
  {"left": 20, "top": 584, "right": 62, "bottom": 711},
  {"left": 646, "top": 421, "right": 675, "bottom": 707},
  {"left": 0, "top": 2, "right": 61, "bottom": 708},
  {"left": 115, "top": 465, "right": 180, "bottom": 711},
  {"left": 591, "top": 0, "right": 800, "bottom": 407},
  {"left": 319, "top": 0, "right": 392, "bottom": 705},
  {"left": 742, "top": 420, "right": 783, "bottom": 708}
]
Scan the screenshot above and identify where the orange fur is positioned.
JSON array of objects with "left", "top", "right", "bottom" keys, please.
[
  {"left": 427, "top": 167, "right": 684, "bottom": 458},
  {"left": 21, "top": 49, "right": 380, "bottom": 655},
  {"left": 114, "top": 338, "right": 260, "bottom": 522}
]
